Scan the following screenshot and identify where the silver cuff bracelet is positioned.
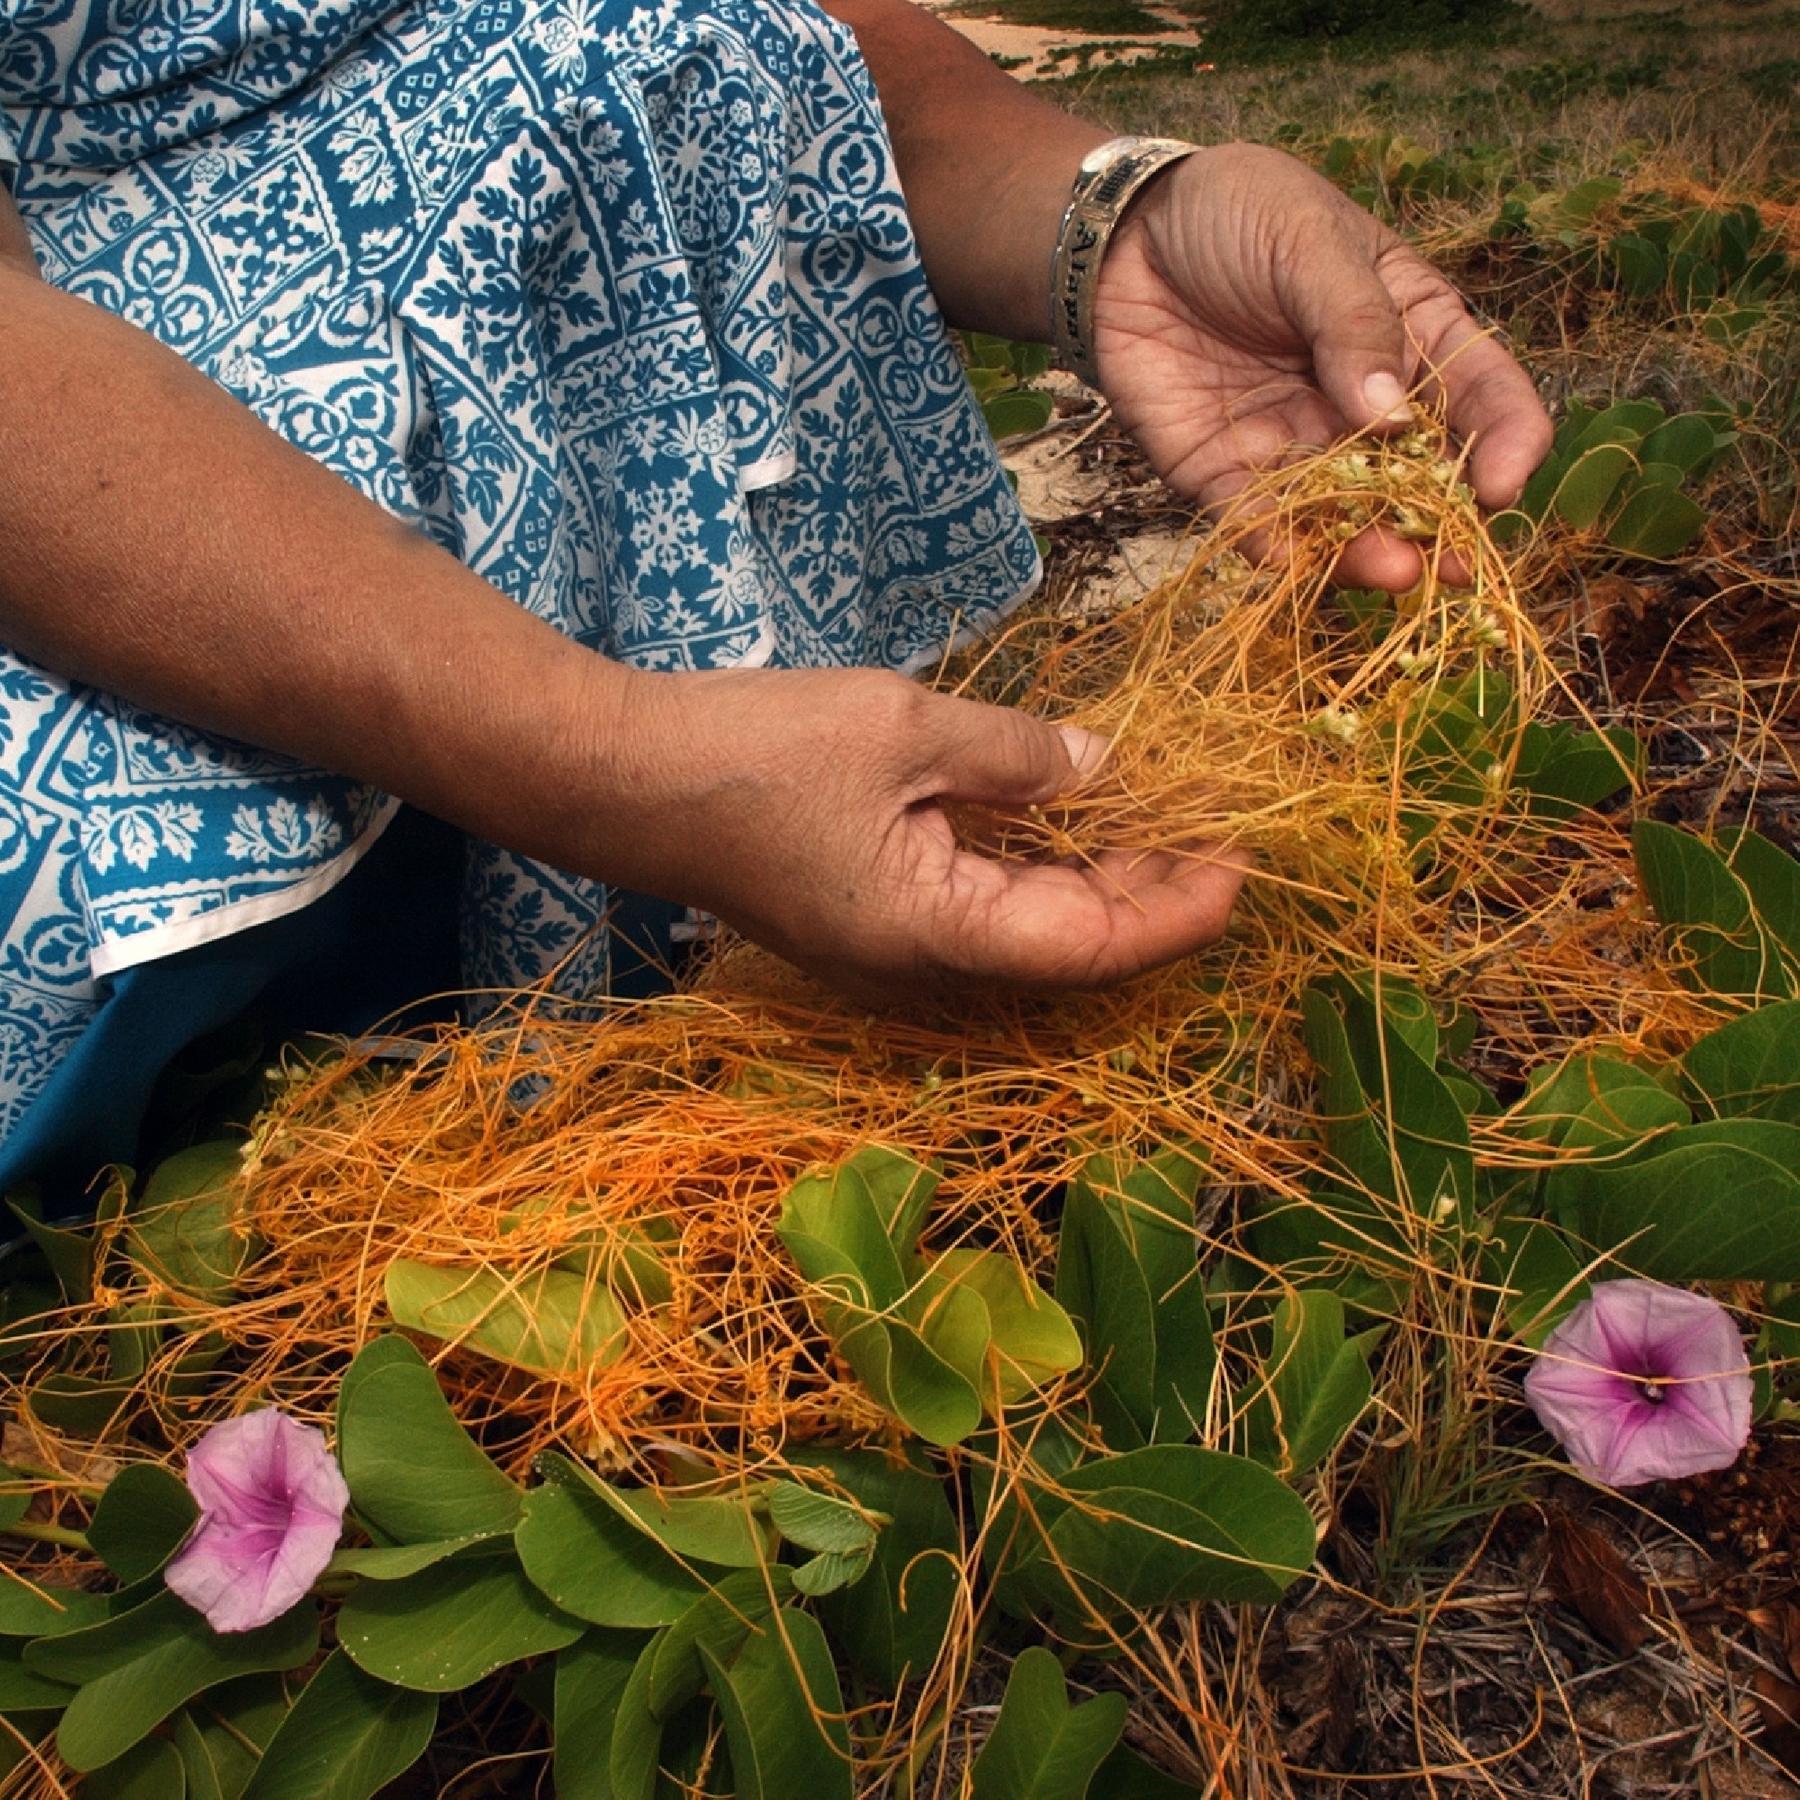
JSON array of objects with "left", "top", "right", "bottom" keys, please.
[{"left": 1049, "top": 135, "right": 1200, "bottom": 389}]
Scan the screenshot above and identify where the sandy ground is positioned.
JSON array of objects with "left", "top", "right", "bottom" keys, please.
[{"left": 917, "top": 0, "right": 1200, "bottom": 80}]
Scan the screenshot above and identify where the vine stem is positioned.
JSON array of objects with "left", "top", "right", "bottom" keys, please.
[
  {"left": 900, "top": 1607, "right": 994, "bottom": 1798},
  {"left": 1, "top": 1520, "right": 90, "bottom": 1550},
  {"left": 3, "top": 1460, "right": 105, "bottom": 1499}
]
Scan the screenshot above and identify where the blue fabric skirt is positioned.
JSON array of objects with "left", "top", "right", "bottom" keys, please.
[{"left": 0, "top": 0, "right": 1041, "bottom": 1170}]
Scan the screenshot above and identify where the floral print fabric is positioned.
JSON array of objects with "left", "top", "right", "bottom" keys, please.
[{"left": 0, "top": 0, "right": 1040, "bottom": 1137}]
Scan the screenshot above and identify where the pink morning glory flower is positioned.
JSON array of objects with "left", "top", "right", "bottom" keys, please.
[
  {"left": 164, "top": 1408, "right": 349, "bottom": 1633},
  {"left": 1524, "top": 1278, "right": 1753, "bottom": 1488}
]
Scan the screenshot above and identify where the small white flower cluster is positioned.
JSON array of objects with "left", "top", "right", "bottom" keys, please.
[
  {"left": 1323, "top": 422, "right": 1474, "bottom": 545},
  {"left": 1307, "top": 704, "right": 1363, "bottom": 745}
]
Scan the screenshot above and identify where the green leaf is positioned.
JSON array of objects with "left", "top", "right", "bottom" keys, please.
[
  {"left": 1060, "top": 1147, "right": 1216, "bottom": 1442},
  {"left": 1550, "top": 1118, "right": 1800, "bottom": 1280},
  {"left": 608, "top": 1632, "right": 668, "bottom": 1800},
  {"left": 1558, "top": 1077, "right": 1691, "bottom": 1161},
  {"left": 1055, "top": 1175, "right": 1160, "bottom": 1445},
  {"left": 994, "top": 1445, "right": 1316, "bottom": 1619},
  {"left": 1512, "top": 450, "right": 1565, "bottom": 527},
  {"left": 969, "top": 1647, "right": 1127, "bottom": 1800},
  {"left": 1047, "top": 1480, "right": 1302, "bottom": 1615},
  {"left": 1703, "top": 302, "right": 1767, "bottom": 344},
  {"left": 25, "top": 1371, "right": 136, "bottom": 1435},
  {"left": 857, "top": 1145, "right": 944, "bottom": 1253},
  {"left": 0, "top": 1581, "right": 108, "bottom": 1639},
  {"left": 26, "top": 1589, "right": 197, "bottom": 1684},
  {"left": 324, "top": 1532, "right": 507, "bottom": 1581},
  {"left": 790, "top": 1545, "right": 875, "bottom": 1596},
  {"left": 336, "top": 1335, "right": 520, "bottom": 1543},
  {"left": 646, "top": 1567, "right": 791, "bottom": 1720},
  {"left": 1309, "top": 976, "right": 1474, "bottom": 1216},
  {"left": 159, "top": 1331, "right": 230, "bottom": 1412},
  {"left": 176, "top": 1673, "right": 290, "bottom": 1800},
  {"left": 1516, "top": 1052, "right": 1680, "bottom": 1147},
  {"left": 963, "top": 332, "right": 1015, "bottom": 370},
  {"left": 173, "top": 1710, "right": 228, "bottom": 1800},
  {"left": 0, "top": 1639, "right": 76, "bottom": 1712},
  {"left": 1337, "top": 971, "right": 1438, "bottom": 1064},
  {"left": 1550, "top": 445, "right": 1635, "bottom": 530},
  {"left": 1536, "top": 1073, "right": 1693, "bottom": 1241},
  {"left": 1545, "top": 176, "right": 1621, "bottom": 226},
  {"left": 1722, "top": 827, "right": 1800, "bottom": 963},
  {"left": 1250, "top": 1290, "right": 1373, "bottom": 1475},
  {"left": 778, "top": 1153, "right": 982, "bottom": 1445},
  {"left": 1634, "top": 820, "right": 1792, "bottom": 999},
  {"left": 1605, "top": 483, "right": 1706, "bottom": 558},
  {"left": 513, "top": 1658, "right": 554, "bottom": 1724},
  {"left": 541, "top": 1213, "right": 674, "bottom": 1308},
  {"left": 778, "top": 1157, "right": 911, "bottom": 1310},
  {"left": 836, "top": 1302, "right": 981, "bottom": 1448},
  {"left": 84, "top": 1736, "right": 186, "bottom": 1799},
  {"left": 53, "top": 1599, "right": 318, "bottom": 1772},
  {"left": 1486, "top": 1217, "right": 1589, "bottom": 1346},
  {"left": 337, "top": 1545, "right": 581, "bottom": 1692},
  {"left": 1092, "top": 1744, "right": 1204, "bottom": 1796},
  {"left": 554, "top": 1632, "right": 642, "bottom": 1800},
  {"left": 1638, "top": 412, "right": 1722, "bottom": 476},
  {"left": 1671, "top": 249, "right": 1719, "bottom": 310},
  {"left": 564, "top": 1462, "right": 769, "bottom": 1570},
  {"left": 1395, "top": 670, "right": 1515, "bottom": 814},
  {"left": 6, "top": 1205, "right": 94, "bottom": 1303},
  {"left": 916, "top": 1249, "right": 1082, "bottom": 1406},
  {"left": 982, "top": 390, "right": 1054, "bottom": 441},
  {"left": 130, "top": 1142, "right": 252, "bottom": 1304},
  {"left": 88, "top": 1463, "right": 199, "bottom": 1583},
  {"left": 1565, "top": 398, "right": 1661, "bottom": 453},
  {"left": 1757, "top": 1288, "right": 1800, "bottom": 1413},
  {"left": 1683, "top": 1001, "right": 1800, "bottom": 1124},
  {"left": 698, "top": 1606, "right": 851, "bottom": 1800},
  {"left": 1515, "top": 725, "right": 1642, "bottom": 820},
  {"left": 802, "top": 1447, "right": 958, "bottom": 1691},
  {"left": 1438, "top": 1067, "right": 1493, "bottom": 1118},
  {"left": 1610, "top": 232, "right": 1666, "bottom": 296},
  {"left": 767, "top": 1481, "right": 881, "bottom": 1557},
  {"left": 0, "top": 1458, "right": 30, "bottom": 1531},
  {"left": 1299, "top": 985, "right": 1404, "bottom": 1216},
  {"left": 382, "top": 1260, "right": 627, "bottom": 1376},
  {"left": 515, "top": 1479, "right": 711, "bottom": 1629},
  {"left": 1628, "top": 460, "right": 1689, "bottom": 498},
  {"left": 108, "top": 1299, "right": 167, "bottom": 1385},
  {"left": 238, "top": 1650, "right": 437, "bottom": 1800}
]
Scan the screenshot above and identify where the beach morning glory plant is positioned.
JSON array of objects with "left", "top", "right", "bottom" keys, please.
[
  {"left": 164, "top": 1408, "right": 349, "bottom": 1632},
  {"left": 1524, "top": 1278, "right": 1753, "bottom": 1488}
]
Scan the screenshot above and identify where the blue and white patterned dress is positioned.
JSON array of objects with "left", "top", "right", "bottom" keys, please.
[{"left": 0, "top": 0, "right": 1041, "bottom": 1145}]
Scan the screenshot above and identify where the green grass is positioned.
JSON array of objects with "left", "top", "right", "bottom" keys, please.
[{"left": 1032, "top": 3, "right": 1797, "bottom": 184}]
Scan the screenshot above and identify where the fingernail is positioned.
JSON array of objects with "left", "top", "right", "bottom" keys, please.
[
  {"left": 1363, "top": 372, "right": 1411, "bottom": 422},
  {"left": 1058, "top": 725, "right": 1111, "bottom": 781}
]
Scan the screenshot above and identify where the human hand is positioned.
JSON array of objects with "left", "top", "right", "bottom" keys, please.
[
  {"left": 606, "top": 667, "right": 1245, "bottom": 1002},
  {"left": 1092, "top": 143, "right": 1553, "bottom": 591}
]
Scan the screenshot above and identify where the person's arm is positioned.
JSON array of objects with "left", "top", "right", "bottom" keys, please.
[
  {"left": 0, "top": 205, "right": 645, "bottom": 874},
  {"left": 819, "top": 0, "right": 1553, "bottom": 592},
  {"left": 0, "top": 187, "right": 1243, "bottom": 998},
  {"left": 818, "top": 0, "right": 1102, "bottom": 342},
  {"left": 0, "top": 190, "right": 33, "bottom": 271}
]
